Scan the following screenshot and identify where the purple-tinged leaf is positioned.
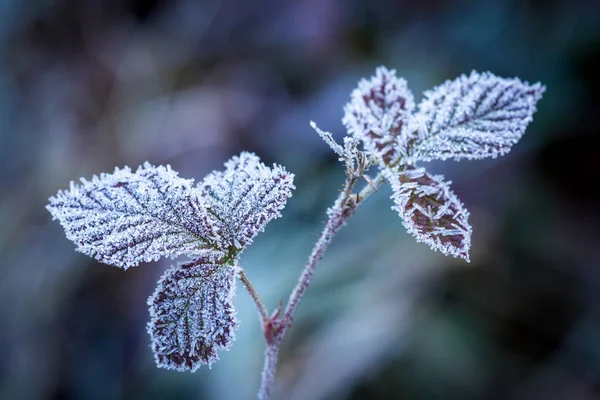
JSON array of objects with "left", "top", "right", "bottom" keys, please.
[
  {"left": 147, "top": 253, "right": 238, "bottom": 371},
  {"left": 342, "top": 66, "right": 415, "bottom": 164},
  {"left": 383, "top": 166, "right": 472, "bottom": 261},
  {"left": 199, "top": 152, "right": 295, "bottom": 252},
  {"left": 405, "top": 71, "right": 545, "bottom": 163},
  {"left": 47, "top": 163, "right": 219, "bottom": 269}
]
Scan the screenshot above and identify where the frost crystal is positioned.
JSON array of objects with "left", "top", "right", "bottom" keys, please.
[
  {"left": 405, "top": 71, "right": 545, "bottom": 163},
  {"left": 46, "top": 163, "right": 219, "bottom": 269},
  {"left": 310, "top": 121, "right": 373, "bottom": 177},
  {"left": 383, "top": 166, "right": 472, "bottom": 261},
  {"left": 147, "top": 253, "right": 238, "bottom": 371},
  {"left": 342, "top": 66, "right": 415, "bottom": 164},
  {"left": 199, "top": 152, "right": 295, "bottom": 252},
  {"left": 310, "top": 120, "right": 344, "bottom": 157}
]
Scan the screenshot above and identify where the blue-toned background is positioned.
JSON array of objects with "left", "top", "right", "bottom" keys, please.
[{"left": 1, "top": 1, "right": 599, "bottom": 399}]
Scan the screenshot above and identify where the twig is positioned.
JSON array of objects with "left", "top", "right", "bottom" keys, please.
[
  {"left": 239, "top": 269, "right": 269, "bottom": 324},
  {"left": 358, "top": 173, "right": 386, "bottom": 202}
]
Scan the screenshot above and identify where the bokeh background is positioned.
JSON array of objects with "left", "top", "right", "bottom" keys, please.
[{"left": 1, "top": 0, "right": 599, "bottom": 399}]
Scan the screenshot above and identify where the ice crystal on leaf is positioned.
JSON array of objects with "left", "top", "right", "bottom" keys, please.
[
  {"left": 46, "top": 163, "right": 219, "bottom": 269},
  {"left": 383, "top": 166, "right": 472, "bottom": 261},
  {"left": 342, "top": 66, "right": 415, "bottom": 164},
  {"left": 199, "top": 152, "right": 295, "bottom": 253},
  {"left": 147, "top": 253, "right": 238, "bottom": 371},
  {"left": 405, "top": 71, "right": 546, "bottom": 164}
]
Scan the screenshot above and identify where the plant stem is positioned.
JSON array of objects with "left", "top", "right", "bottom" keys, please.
[
  {"left": 358, "top": 173, "right": 386, "bottom": 201},
  {"left": 257, "top": 172, "right": 385, "bottom": 399},
  {"left": 239, "top": 269, "right": 269, "bottom": 324},
  {"left": 259, "top": 343, "right": 280, "bottom": 400},
  {"left": 282, "top": 196, "right": 351, "bottom": 326}
]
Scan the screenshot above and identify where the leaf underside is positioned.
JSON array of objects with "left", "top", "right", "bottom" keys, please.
[
  {"left": 147, "top": 253, "right": 238, "bottom": 371},
  {"left": 384, "top": 165, "right": 472, "bottom": 261}
]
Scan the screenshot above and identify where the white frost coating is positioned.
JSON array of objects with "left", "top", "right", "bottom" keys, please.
[
  {"left": 342, "top": 66, "right": 415, "bottom": 164},
  {"left": 310, "top": 121, "right": 344, "bottom": 157},
  {"left": 405, "top": 71, "right": 545, "bottom": 163},
  {"left": 383, "top": 166, "right": 472, "bottom": 261},
  {"left": 46, "top": 162, "right": 220, "bottom": 269},
  {"left": 310, "top": 121, "right": 372, "bottom": 176},
  {"left": 147, "top": 253, "right": 238, "bottom": 371},
  {"left": 198, "top": 152, "right": 295, "bottom": 253}
]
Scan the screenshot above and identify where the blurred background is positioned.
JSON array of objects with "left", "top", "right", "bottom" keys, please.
[{"left": 1, "top": 0, "right": 599, "bottom": 399}]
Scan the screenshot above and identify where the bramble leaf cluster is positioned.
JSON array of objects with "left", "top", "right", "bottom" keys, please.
[
  {"left": 314, "top": 67, "right": 544, "bottom": 261},
  {"left": 47, "top": 152, "right": 294, "bottom": 370}
]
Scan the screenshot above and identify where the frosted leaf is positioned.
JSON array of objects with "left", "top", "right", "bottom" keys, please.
[
  {"left": 199, "top": 152, "right": 295, "bottom": 252},
  {"left": 47, "top": 163, "right": 219, "bottom": 269},
  {"left": 405, "top": 71, "right": 545, "bottom": 163},
  {"left": 342, "top": 66, "right": 415, "bottom": 164},
  {"left": 147, "top": 253, "right": 238, "bottom": 371},
  {"left": 383, "top": 166, "right": 472, "bottom": 261}
]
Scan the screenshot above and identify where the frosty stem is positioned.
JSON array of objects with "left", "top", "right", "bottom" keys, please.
[
  {"left": 239, "top": 270, "right": 268, "bottom": 324},
  {"left": 255, "top": 172, "right": 386, "bottom": 399}
]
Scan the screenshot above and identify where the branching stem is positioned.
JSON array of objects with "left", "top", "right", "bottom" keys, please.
[{"left": 257, "top": 171, "right": 385, "bottom": 399}]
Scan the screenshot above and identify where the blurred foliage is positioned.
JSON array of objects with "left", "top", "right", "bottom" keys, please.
[{"left": 1, "top": 0, "right": 599, "bottom": 399}]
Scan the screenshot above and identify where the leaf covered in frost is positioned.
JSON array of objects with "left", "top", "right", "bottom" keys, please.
[
  {"left": 147, "top": 252, "right": 238, "bottom": 371},
  {"left": 199, "top": 152, "right": 295, "bottom": 253},
  {"left": 383, "top": 166, "right": 472, "bottom": 261},
  {"left": 47, "top": 163, "right": 219, "bottom": 269},
  {"left": 405, "top": 71, "right": 545, "bottom": 163},
  {"left": 342, "top": 66, "right": 415, "bottom": 164}
]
